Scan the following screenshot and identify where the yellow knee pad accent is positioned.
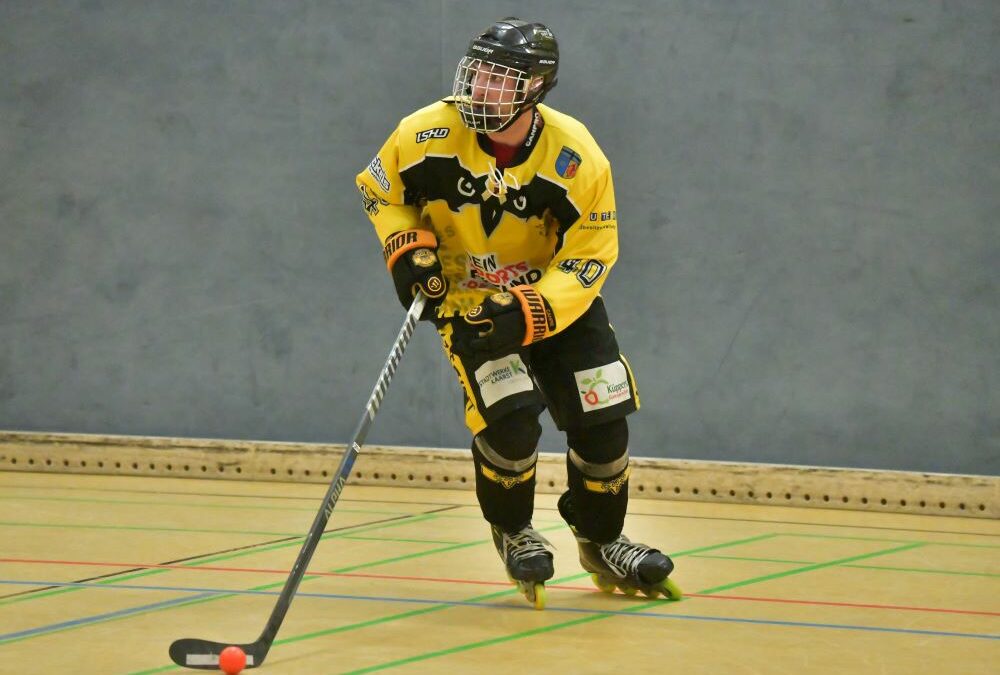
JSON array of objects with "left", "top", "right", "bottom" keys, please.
[
  {"left": 582, "top": 465, "right": 631, "bottom": 495},
  {"left": 480, "top": 464, "right": 536, "bottom": 489}
]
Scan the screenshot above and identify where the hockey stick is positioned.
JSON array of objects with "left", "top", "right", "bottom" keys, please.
[{"left": 169, "top": 291, "right": 427, "bottom": 670}]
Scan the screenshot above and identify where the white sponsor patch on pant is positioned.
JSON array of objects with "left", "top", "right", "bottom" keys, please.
[
  {"left": 574, "top": 361, "right": 631, "bottom": 412},
  {"left": 475, "top": 355, "right": 533, "bottom": 408}
]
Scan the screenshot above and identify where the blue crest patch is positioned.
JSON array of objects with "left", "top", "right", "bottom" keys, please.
[{"left": 555, "top": 147, "right": 582, "bottom": 178}]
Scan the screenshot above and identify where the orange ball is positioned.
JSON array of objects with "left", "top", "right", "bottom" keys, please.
[{"left": 219, "top": 646, "right": 247, "bottom": 675}]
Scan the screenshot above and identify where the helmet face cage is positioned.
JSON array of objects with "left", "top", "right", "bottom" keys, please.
[{"left": 453, "top": 56, "right": 538, "bottom": 133}]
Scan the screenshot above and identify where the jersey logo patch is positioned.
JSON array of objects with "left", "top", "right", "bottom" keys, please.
[
  {"left": 367, "top": 156, "right": 391, "bottom": 191},
  {"left": 475, "top": 356, "right": 533, "bottom": 408},
  {"left": 555, "top": 147, "right": 582, "bottom": 178},
  {"left": 416, "top": 127, "right": 450, "bottom": 143},
  {"left": 358, "top": 184, "right": 388, "bottom": 215},
  {"left": 463, "top": 253, "right": 543, "bottom": 290},
  {"left": 575, "top": 361, "right": 631, "bottom": 412}
]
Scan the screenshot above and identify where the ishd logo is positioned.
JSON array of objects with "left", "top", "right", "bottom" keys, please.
[{"left": 416, "top": 127, "right": 450, "bottom": 143}]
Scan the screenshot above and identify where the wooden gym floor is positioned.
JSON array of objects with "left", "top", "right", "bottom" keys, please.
[{"left": 0, "top": 471, "right": 997, "bottom": 674}]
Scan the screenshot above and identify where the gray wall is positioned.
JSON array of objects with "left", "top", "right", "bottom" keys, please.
[{"left": 1, "top": 1, "right": 997, "bottom": 474}]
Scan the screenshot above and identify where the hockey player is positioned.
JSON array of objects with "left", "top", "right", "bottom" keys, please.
[{"left": 357, "top": 17, "right": 680, "bottom": 609}]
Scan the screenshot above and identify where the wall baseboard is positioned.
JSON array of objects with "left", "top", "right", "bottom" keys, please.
[{"left": 1, "top": 431, "right": 996, "bottom": 519}]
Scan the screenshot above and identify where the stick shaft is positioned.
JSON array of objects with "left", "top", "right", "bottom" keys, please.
[{"left": 254, "top": 292, "right": 427, "bottom": 648}]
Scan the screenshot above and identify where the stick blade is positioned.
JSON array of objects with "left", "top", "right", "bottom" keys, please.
[{"left": 169, "top": 638, "right": 264, "bottom": 669}]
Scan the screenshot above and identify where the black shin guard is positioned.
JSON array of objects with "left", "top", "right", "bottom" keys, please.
[
  {"left": 472, "top": 406, "right": 543, "bottom": 532},
  {"left": 564, "top": 418, "right": 630, "bottom": 543}
]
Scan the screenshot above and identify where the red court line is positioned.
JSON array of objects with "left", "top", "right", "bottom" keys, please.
[{"left": 3, "top": 557, "right": 997, "bottom": 617}]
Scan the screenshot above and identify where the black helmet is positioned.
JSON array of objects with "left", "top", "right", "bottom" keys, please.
[{"left": 452, "top": 17, "right": 559, "bottom": 133}]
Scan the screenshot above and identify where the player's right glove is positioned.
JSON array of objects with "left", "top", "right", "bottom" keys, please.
[{"left": 382, "top": 229, "right": 447, "bottom": 318}]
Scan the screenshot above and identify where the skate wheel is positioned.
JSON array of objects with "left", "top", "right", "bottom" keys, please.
[
  {"left": 621, "top": 585, "right": 638, "bottom": 597},
  {"left": 517, "top": 581, "right": 546, "bottom": 610},
  {"left": 531, "top": 583, "right": 546, "bottom": 610},
  {"left": 641, "top": 578, "right": 683, "bottom": 600},
  {"left": 590, "top": 573, "right": 617, "bottom": 594},
  {"left": 660, "top": 578, "right": 683, "bottom": 600}
]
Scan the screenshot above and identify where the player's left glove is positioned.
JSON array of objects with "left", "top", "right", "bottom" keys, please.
[{"left": 452, "top": 285, "right": 555, "bottom": 359}]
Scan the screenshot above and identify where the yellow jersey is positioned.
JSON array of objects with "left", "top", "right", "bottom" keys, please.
[{"left": 356, "top": 100, "right": 619, "bottom": 335}]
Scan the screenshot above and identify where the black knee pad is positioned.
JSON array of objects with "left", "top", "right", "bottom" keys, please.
[
  {"left": 477, "top": 404, "right": 543, "bottom": 461},
  {"left": 564, "top": 418, "right": 630, "bottom": 543},
  {"left": 471, "top": 405, "right": 543, "bottom": 532},
  {"left": 566, "top": 418, "right": 629, "bottom": 464}
]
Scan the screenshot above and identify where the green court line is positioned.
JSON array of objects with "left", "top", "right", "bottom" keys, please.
[
  {"left": 276, "top": 569, "right": 596, "bottom": 651},
  {"left": 695, "top": 542, "right": 926, "bottom": 595},
  {"left": 128, "top": 666, "right": 175, "bottom": 675},
  {"left": 123, "top": 571, "right": 592, "bottom": 675},
  {"left": 0, "top": 483, "right": 471, "bottom": 509},
  {"left": 3, "top": 514, "right": 528, "bottom": 660},
  {"left": 331, "top": 523, "right": 568, "bottom": 575},
  {"left": 343, "top": 612, "right": 606, "bottom": 675},
  {"left": 0, "top": 491, "right": 561, "bottom": 527},
  {"left": 341, "top": 541, "right": 932, "bottom": 674},
  {"left": 317, "top": 534, "right": 767, "bottom": 587},
  {"left": 332, "top": 541, "right": 502, "bottom": 574},
  {"left": 165, "top": 530, "right": 567, "bottom": 627},
  {"left": 121, "top": 533, "right": 779, "bottom": 674},
  {"left": 0, "top": 520, "right": 305, "bottom": 538},
  {"left": 841, "top": 564, "right": 1000, "bottom": 578},
  {"left": 0, "top": 514, "right": 440, "bottom": 608},
  {"left": 786, "top": 532, "right": 1000, "bottom": 548},
  {"left": 670, "top": 533, "right": 782, "bottom": 555},
  {"left": 433, "top": 512, "right": 566, "bottom": 524},
  {"left": 0, "top": 493, "right": 417, "bottom": 516},
  {"left": 693, "top": 553, "right": 1000, "bottom": 578},
  {"left": 23, "top": 526, "right": 978, "bottom": 673},
  {"left": 341, "top": 535, "right": 461, "bottom": 545},
  {"left": 332, "top": 537, "right": 784, "bottom": 674},
  {"left": 179, "top": 514, "right": 442, "bottom": 569},
  {"left": 300, "top": 536, "right": 780, "bottom": 645},
  {"left": 693, "top": 553, "right": 815, "bottom": 565},
  {"left": 1, "top": 512, "right": 486, "bottom": 647},
  {"left": 292, "top": 570, "right": 592, "bottom": 643}
]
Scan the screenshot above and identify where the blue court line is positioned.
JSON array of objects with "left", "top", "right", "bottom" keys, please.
[
  {"left": 2, "top": 579, "right": 996, "bottom": 643},
  {"left": 0, "top": 589, "right": 217, "bottom": 643}
]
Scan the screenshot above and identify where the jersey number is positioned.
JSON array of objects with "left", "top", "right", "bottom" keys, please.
[{"left": 557, "top": 259, "right": 607, "bottom": 288}]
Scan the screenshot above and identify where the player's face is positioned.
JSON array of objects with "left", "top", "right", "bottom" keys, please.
[
  {"left": 453, "top": 56, "right": 534, "bottom": 132},
  {"left": 468, "top": 60, "right": 520, "bottom": 117}
]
